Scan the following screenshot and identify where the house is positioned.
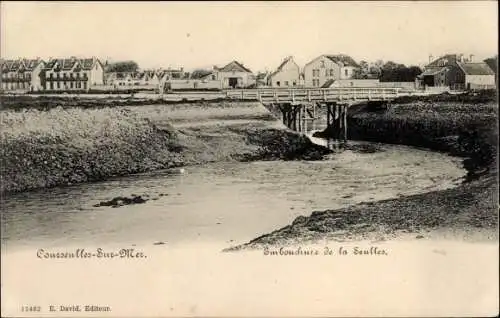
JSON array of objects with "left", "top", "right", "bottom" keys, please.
[
  {"left": 268, "top": 56, "right": 301, "bottom": 87},
  {"left": 208, "top": 61, "right": 256, "bottom": 89},
  {"left": 42, "top": 57, "right": 104, "bottom": 91},
  {"left": 255, "top": 72, "right": 270, "bottom": 88},
  {"left": 136, "top": 70, "right": 159, "bottom": 86},
  {"left": 105, "top": 72, "right": 140, "bottom": 87},
  {"left": 303, "top": 54, "right": 360, "bottom": 87},
  {"left": 157, "top": 68, "right": 187, "bottom": 87},
  {"left": 0, "top": 58, "right": 45, "bottom": 92},
  {"left": 418, "top": 54, "right": 496, "bottom": 90}
]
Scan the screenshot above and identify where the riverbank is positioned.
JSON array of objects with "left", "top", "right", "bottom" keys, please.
[
  {"left": 0, "top": 101, "right": 330, "bottom": 193},
  {"left": 229, "top": 93, "right": 498, "bottom": 250},
  {"left": 0, "top": 93, "right": 234, "bottom": 111}
]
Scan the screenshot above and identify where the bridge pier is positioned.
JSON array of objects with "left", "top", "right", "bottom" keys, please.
[
  {"left": 326, "top": 102, "right": 348, "bottom": 142},
  {"left": 276, "top": 101, "right": 351, "bottom": 141},
  {"left": 277, "top": 102, "right": 318, "bottom": 134}
]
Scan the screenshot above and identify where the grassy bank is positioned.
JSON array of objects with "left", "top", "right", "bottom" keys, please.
[
  {"left": 316, "top": 92, "right": 498, "bottom": 180},
  {"left": 0, "top": 102, "right": 331, "bottom": 194},
  {"left": 0, "top": 94, "right": 247, "bottom": 111},
  {"left": 230, "top": 93, "right": 498, "bottom": 250}
]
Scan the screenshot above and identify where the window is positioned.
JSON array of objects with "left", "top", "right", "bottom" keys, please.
[
  {"left": 320, "top": 61, "right": 325, "bottom": 68},
  {"left": 57, "top": 82, "right": 60, "bottom": 89},
  {"left": 50, "top": 82, "right": 53, "bottom": 90},
  {"left": 345, "top": 69, "right": 348, "bottom": 77},
  {"left": 330, "top": 69, "right": 334, "bottom": 76},
  {"left": 50, "top": 73, "right": 54, "bottom": 79},
  {"left": 325, "top": 69, "right": 329, "bottom": 76},
  {"left": 276, "top": 81, "right": 280, "bottom": 86},
  {"left": 293, "top": 81, "right": 297, "bottom": 86},
  {"left": 70, "top": 82, "right": 74, "bottom": 89},
  {"left": 212, "top": 75, "right": 216, "bottom": 80},
  {"left": 284, "top": 81, "right": 289, "bottom": 86}
]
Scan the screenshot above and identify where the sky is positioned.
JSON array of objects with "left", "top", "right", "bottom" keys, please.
[{"left": 1, "top": 1, "right": 498, "bottom": 72}]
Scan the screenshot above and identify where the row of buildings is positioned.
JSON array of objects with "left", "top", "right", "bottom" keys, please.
[
  {"left": 1, "top": 57, "right": 104, "bottom": 92},
  {"left": 262, "top": 53, "right": 496, "bottom": 90},
  {"left": 1, "top": 53, "right": 496, "bottom": 93}
]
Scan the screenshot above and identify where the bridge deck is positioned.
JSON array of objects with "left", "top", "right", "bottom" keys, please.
[{"left": 225, "top": 87, "right": 401, "bottom": 104}]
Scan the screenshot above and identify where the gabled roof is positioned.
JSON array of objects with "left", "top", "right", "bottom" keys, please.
[
  {"left": 321, "top": 79, "right": 335, "bottom": 88},
  {"left": 43, "top": 57, "right": 101, "bottom": 71},
  {"left": 1, "top": 59, "right": 16, "bottom": 71},
  {"left": 79, "top": 58, "right": 95, "bottom": 70},
  {"left": 427, "top": 54, "right": 459, "bottom": 67},
  {"left": 217, "top": 60, "right": 252, "bottom": 73},
  {"left": 43, "top": 58, "right": 77, "bottom": 71},
  {"left": 10, "top": 60, "right": 22, "bottom": 71},
  {"left": 325, "top": 54, "right": 360, "bottom": 68},
  {"left": 199, "top": 72, "right": 215, "bottom": 79},
  {"left": 458, "top": 62, "right": 495, "bottom": 75},
  {"left": 1, "top": 58, "right": 44, "bottom": 72},
  {"left": 269, "top": 56, "right": 297, "bottom": 79},
  {"left": 419, "top": 67, "right": 446, "bottom": 77},
  {"left": 22, "top": 58, "right": 43, "bottom": 71}
]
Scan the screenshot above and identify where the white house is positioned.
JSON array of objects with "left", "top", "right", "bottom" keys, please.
[
  {"left": 208, "top": 61, "right": 256, "bottom": 89},
  {"left": 268, "top": 56, "right": 301, "bottom": 87},
  {"left": 303, "top": 54, "right": 360, "bottom": 87},
  {"left": 43, "top": 57, "right": 104, "bottom": 91},
  {"left": 457, "top": 62, "right": 496, "bottom": 89},
  {"left": 0, "top": 58, "right": 45, "bottom": 92}
]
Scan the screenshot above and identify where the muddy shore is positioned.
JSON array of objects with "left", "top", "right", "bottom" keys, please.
[
  {"left": 0, "top": 101, "right": 330, "bottom": 194},
  {"left": 229, "top": 92, "right": 498, "bottom": 250}
]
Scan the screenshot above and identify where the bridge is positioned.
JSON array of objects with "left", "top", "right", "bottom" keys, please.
[{"left": 225, "top": 87, "right": 402, "bottom": 141}]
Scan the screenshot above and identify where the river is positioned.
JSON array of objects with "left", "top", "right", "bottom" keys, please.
[{"left": 1, "top": 141, "right": 466, "bottom": 251}]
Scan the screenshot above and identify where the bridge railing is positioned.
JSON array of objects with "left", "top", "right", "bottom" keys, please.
[{"left": 224, "top": 87, "right": 402, "bottom": 103}]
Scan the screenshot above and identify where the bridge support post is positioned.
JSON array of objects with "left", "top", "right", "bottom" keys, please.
[
  {"left": 325, "top": 102, "right": 348, "bottom": 142},
  {"left": 343, "top": 105, "right": 348, "bottom": 142}
]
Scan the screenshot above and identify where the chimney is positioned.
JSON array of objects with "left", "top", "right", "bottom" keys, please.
[
  {"left": 469, "top": 54, "right": 474, "bottom": 62},
  {"left": 459, "top": 54, "right": 464, "bottom": 62},
  {"left": 429, "top": 54, "right": 433, "bottom": 63}
]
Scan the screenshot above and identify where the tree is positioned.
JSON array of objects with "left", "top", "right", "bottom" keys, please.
[
  {"left": 105, "top": 61, "right": 139, "bottom": 73},
  {"left": 380, "top": 62, "right": 422, "bottom": 82},
  {"left": 484, "top": 55, "right": 498, "bottom": 74},
  {"left": 353, "top": 60, "right": 371, "bottom": 79}
]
